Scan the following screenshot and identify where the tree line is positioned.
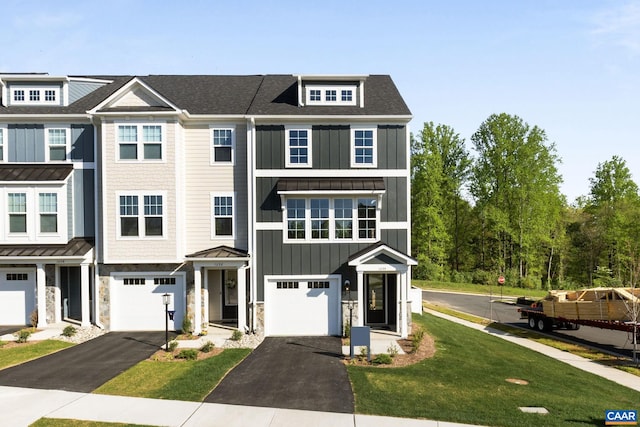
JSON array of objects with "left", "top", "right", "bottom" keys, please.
[{"left": 411, "top": 113, "right": 640, "bottom": 289}]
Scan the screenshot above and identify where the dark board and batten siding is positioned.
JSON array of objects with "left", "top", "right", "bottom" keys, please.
[
  {"left": 8, "top": 124, "right": 45, "bottom": 162},
  {"left": 71, "top": 125, "right": 95, "bottom": 162},
  {"left": 256, "top": 125, "right": 407, "bottom": 170},
  {"left": 256, "top": 229, "right": 408, "bottom": 300},
  {"left": 73, "top": 170, "right": 95, "bottom": 238}
]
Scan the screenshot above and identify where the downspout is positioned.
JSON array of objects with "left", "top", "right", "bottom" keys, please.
[
  {"left": 92, "top": 117, "right": 104, "bottom": 329},
  {"left": 247, "top": 116, "right": 257, "bottom": 333}
]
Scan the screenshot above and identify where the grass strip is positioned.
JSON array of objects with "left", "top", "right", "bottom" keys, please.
[
  {"left": 94, "top": 348, "right": 250, "bottom": 401},
  {"left": 31, "top": 419, "right": 152, "bottom": 427},
  {"left": 414, "top": 279, "right": 549, "bottom": 298},
  {"left": 348, "top": 313, "right": 640, "bottom": 427},
  {"left": 0, "top": 340, "right": 73, "bottom": 370}
]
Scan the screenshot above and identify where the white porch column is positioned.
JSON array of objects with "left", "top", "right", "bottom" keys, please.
[
  {"left": 80, "top": 264, "right": 90, "bottom": 327},
  {"left": 36, "top": 264, "right": 46, "bottom": 327},
  {"left": 54, "top": 266, "right": 61, "bottom": 323},
  {"left": 399, "top": 272, "right": 408, "bottom": 338},
  {"left": 193, "top": 265, "right": 202, "bottom": 335},
  {"left": 202, "top": 268, "right": 209, "bottom": 329},
  {"left": 356, "top": 271, "right": 365, "bottom": 327},
  {"left": 237, "top": 266, "right": 247, "bottom": 332}
]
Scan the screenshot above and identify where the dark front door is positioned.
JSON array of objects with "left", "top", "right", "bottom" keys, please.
[
  {"left": 366, "top": 274, "right": 385, "bottom": 324},
  {"left": 60, "top": 266, "right": 81, "bottom": 321},
  {"left": 222, "top": 270, "right": 238, "bottom": 320}
]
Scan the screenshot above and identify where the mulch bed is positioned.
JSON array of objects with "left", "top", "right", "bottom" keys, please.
[
  {"left": 149, "top": 347, "right": 224, "bottom": 362},
  {"left": 344, "top": 326, "right": 436, "bottom": 368}
]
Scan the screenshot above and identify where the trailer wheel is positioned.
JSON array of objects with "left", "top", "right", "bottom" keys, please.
[
  {"left": 570, "top": 323, "right": 580, "bottom": 331},
  {"left": 537, "top": 318, "right": 552, "bottom": 332},
  {"left": 528, "top": 316, "right": 537, "bottom": 329}
]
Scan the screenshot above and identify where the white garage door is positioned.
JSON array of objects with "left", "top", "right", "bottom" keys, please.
[
  {"left": 110, "top": 274, "right": 185, "bottom": 331},
  {"left": 265, "top": 277, "right": 340, "bottom": 336},
  {"left": 0, "top": 270, "right": 36, "bottom": 325}
]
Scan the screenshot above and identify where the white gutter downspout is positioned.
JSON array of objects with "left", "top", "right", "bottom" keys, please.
[
  {"left": 92, "top": 118, "right": 104, "bottom": 329},
  {"left": 248, "top": 116, "right": 257, "bottom": 333}
]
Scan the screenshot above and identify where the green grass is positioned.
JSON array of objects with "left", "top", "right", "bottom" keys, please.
[
  {"left": 94, "top": 348, "right": 250, "bottom": 401},
  {"left": 0, "top": 340, "right": 73, "bottom": 369},
  {"left": 348, "top": 313, "right": 640, "bottom": 427},
  {"left": 31, "top": 419, "right": 152, "bottom": 427},
  {"left": 414, "top": 279, "right": 549, "bottom": 299}
]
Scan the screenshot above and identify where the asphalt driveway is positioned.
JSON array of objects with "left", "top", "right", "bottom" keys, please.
[
  {"left": 0, "top": 331, "right": 172, "bottom": 392},
  {"left": 205, "top": 336, "right": 354, "bottom": 413},
  {"left": 0, "top": 326, "right": 23, "bottom": 336}
]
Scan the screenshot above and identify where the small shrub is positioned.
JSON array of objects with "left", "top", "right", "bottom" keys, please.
[
  {"left": 411, "top": 328, "right": 425, "bottom": 353},
  {"left": 166, "top": 340, "right": 178, "bottom": 352},
  {"left": 199, "top": 341, "right": 215, "bottom": 353},
  {"left": 230, "top": 330, "right": 243, "bottom": 341},
  {"left": 358, "top": 346, "right": 369, "bottom": 361},
  {"left": 372, "top": 353, "right": 393, "bottom": 365},
  {"left": 387, "top": 344, "right": 399, "bottom": 358},
  {"left": 62, "top": 325, "right": 77, "bottom": 337},
  {"left": 176, "top": 349, "right": 198, "bottom": 360},
  {"left": 181, "top": 315, "right": 193, "bottom": 335},
  {"left": 30, "top": 310, "right": 38, "bottom": 328},
  {"left": 343, "top": 323, "right": 351, "bottom": 339},
  {"left": 15, "top": 329, "right": 32, "bottom": 343}
]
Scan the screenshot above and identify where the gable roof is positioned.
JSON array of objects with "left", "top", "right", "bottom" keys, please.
[{"left": 348, "top": 242, "right": 417, "bottom": 267}]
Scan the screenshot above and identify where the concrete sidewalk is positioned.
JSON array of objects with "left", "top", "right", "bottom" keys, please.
[{"left": 0, "top": 386, "right": 483, "bottom": 427}]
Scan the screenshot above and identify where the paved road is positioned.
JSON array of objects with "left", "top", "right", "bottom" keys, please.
[
  {"left": 423, "top": 290, "right": 639, "bottom": 359},
  {"left": 0, "top": 331, "right": 172, "bottom": 392},
  {"left": 206, "top": 336, "right": 354, "bottom": 413},
  {"left": 0, "top": 326, "right": 23, "bottom": 336}
]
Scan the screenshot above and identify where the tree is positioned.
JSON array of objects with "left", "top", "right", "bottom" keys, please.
[
  {"left": 469, "top": 113, "right": 563, "bottom": 286},
  {"left": 417, "top": 122, "right": 472, "bottom": 272}
]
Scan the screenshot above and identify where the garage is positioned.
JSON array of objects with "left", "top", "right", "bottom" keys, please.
[
  {"left": 264, "top": 276, "right": 341, "bottom": 336},
  {"left": 110, "top": 273, "right": 185, "bottom": 331},
  {"left": 0, "top": 270, "right": 35, "bottom": 325}
]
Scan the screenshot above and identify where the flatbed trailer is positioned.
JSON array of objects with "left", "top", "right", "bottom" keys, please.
[{"left": 518, "top": 303, "right": 640, "bottom": 339}]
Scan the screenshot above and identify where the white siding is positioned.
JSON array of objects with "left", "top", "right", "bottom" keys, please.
[{"left": 184, "top": 123, "right": 249, "bottom": 254}]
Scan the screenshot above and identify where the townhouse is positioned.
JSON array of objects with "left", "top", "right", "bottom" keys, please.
[{"left": 0, "top": 72, "right": 416, "bottom": 338}]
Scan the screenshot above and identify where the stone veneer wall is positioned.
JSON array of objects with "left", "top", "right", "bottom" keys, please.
[
  {"left": 98, "top": 263, "right": 194, "bottom": 331},
  {"left": 45, "top": 264, "right": 56, "bottom": 324},
  {"left": 255, "top": 302, "right": 264, "bottom": 334}
]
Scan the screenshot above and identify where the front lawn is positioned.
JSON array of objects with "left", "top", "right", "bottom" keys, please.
[
  {"left": 348, "top": 313, "right": 640, "bottom": 427},
  {"left": 0, "top": 340, "right": 73, "bottom": 369},
  {"left": 414, "top": 279, "right": 548, "bottom": 299},
  {"left": 31, "top": 420, "right": 151, "bottom": 427},
  {"left": 94, "top": 348, "right": 250, "bottom": 401}
]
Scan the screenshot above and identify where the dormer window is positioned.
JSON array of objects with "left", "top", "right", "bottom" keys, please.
[
  {"left": 306, "top": 85, "right": 357, "bottom": 106},
  {"left": 10, "top": 86, "right": 60, "bottom": 105}
]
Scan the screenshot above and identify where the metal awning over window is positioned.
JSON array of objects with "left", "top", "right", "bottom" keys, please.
[{"left": 276, "top": 177, "right": 385, "bottom": 195}]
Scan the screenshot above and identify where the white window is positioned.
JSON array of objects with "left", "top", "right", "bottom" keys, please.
[
  {"left": 306, "top": 85, "right": 357, "bottom": 106},
  {"left": 10, "top": 87, "right": 60, "bottom": 105},
  {"left": 212, "top": 194, "right": 234, "bottom": 237},
  {"left": 45, "top": 126, "right": 70, "bottom": 161},
  {"left": 0, "top": 126, "right": 5, "bottom": 162},
  {"left": 8, "top": 193, "right": 27, "bottom": 233},
  {"left": 118, "top": 193, "right": 165, "bottom": 238},
  {"left": 283, "top": 197, "right": 379, "bottom": 243},
  {"left": 211, "top": 127, "right": 235, "bottom": 164},
  {"left": 287, "top": 199, "right": 306, "bottom": 240},
  {"left": 357, "top": 198, "right": 377, "bottom": 239},
  {"left": 285, "top": 127, "right": 312, "bottom": 167},
  {"left": 117, "top": 124, "right": 164, "bottom": 161},
  {"left": 39, "top": 193, "right": 58, "bottom": 233},
  {"left": 351, "top": 127, "right": 377, "bottom": 167}
]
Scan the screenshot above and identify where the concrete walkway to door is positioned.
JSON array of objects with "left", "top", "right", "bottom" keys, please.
[{"left": 206, "top": 336, "right": 354, "bottom": 413}]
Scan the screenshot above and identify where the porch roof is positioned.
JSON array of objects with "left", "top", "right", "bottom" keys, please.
[
  {"left": 348, "top": 242, "right": 417, "bottom": 267},
  {"left": 185, "top": 245, "right": 249, "bottom": 260},
  {"left": 0, "top": 237, "right": 94, "bottom": 262}
]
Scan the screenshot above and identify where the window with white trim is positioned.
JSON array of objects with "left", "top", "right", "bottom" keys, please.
[
  {"left": 0, "top": 126, "right": 5, "bottom": 162},
  {"left": 46, "top": 127, "right": 69, "bottom": 161},
  {"left": 117, "top": 124, "right": 164, "bottom": 161},
  {"left": 118, "top": 193, "right": 165, "bottom": 238},
  {"left": 305, "top": 85, "right": 357, "bottom": 106},
  {"left": 8, "top": 193, "right": 27, "bottom": 233},
  {"left": 287, "top": 199, "right": 306, "bottom": 240},
  {"left": 211, "top": 127, "right": 235, "bottom": 164},
  {"left": 283, "top": 197, "right": 379, "bottom": 243},
  {"left": 310, "top": 198, "right": 329, "bottom": 239},
  {"left": 358, "top": 198, "right": 377, "bottom": 239},
  {"left": 351, "top": 127, "right": 377, "bottom": 167},
  {"left": 212, "top": 195, "right": 233, "bottom": 237},
  {"left": 10, "top": 87, "right": 60, "bottom": 105},
  {"left": 285, "top": 127, "right": 311, "bottom": 167},
  {"left": 39, "top": 193, "right": 58, "bottom": 233}
]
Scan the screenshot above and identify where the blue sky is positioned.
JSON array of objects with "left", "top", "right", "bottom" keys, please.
[{"left": 2, "top": 0, "right": 639, "bottom": 203}]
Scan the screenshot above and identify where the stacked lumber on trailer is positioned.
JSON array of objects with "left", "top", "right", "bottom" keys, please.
[{"left": 542, "top": 287, "right": 639, "bottom": 322}]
